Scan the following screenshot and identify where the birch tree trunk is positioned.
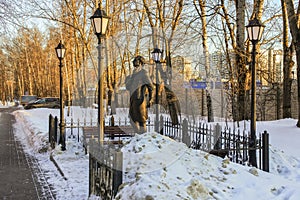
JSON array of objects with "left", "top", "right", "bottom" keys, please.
[
  {"left": 285, "top": 0, "right": 300, "bottom": 127},
  {"left": 219, "top": 0, "right": 238, "bottom": 121},
  {"left": 281, "top": 0, "right": 294, "bottom": 118},
  {"left": 194, "top": 0, "right": 214, "bottom": 122}
]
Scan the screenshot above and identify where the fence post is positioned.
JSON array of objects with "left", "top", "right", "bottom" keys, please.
[
  {"left": 89, "top": 154, "right": 94, "bottom": 196},
  {"left": 110, "top": 115, "right": 115, "bottom": 139},
  {"left": 159, "top": 115, "right": 164, "bottom": 135},
  {"left": 49, "top": 114, "right": 55, "bottom": 149},
  {"left": 70, "top": 118, "right": 74, "bottom": 138},
  {"left": 111, "top": 115, "right": 115, "bottom": 126},
  {"left": 262, "top": 131, "right": 269, "bottom": 172},
  {"left": 147, "top": 117, "right": 151, "bottom": 132},
  {"left": 214, "top": 123, "right": 222, "bottom": 150},
  {"left": 78, "top": 118, "right": 80, "bottom": 142},
  {"left": 182, "top": 118, "right": 190, "bottom": 146},
  {"left": 49, "top": 114, "right": 53, "bottom": 144},
  {"left": 113, "top": 151, "right": 123, "bottom": 197},
  {"left": 54, "top": 116, "right": 58, "bottom": 144}
]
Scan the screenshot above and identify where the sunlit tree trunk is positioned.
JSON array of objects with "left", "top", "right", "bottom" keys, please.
[
  {"left": 194, "top": 0, "right": 214, "bottom": 122},
  {"left": 281, "top": 0, "right": 294, "bottom": 118},
  {"left": 285, "top": 0, "right": 300, "bottom": 127},
  {"left": 236, "top": 0, "right": 247, "bottom": 121}
]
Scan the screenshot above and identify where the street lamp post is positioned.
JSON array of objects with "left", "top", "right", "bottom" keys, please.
[
  {"left": 152, "top": 48, "right": 162, "bottom": 133},
  {"left": 246, "top": 17, "right": 265, "bottom": 167},
  {"left": 55, "top": 41, "right": 66, "bottom": 151},
  {"left": 90, "top": 4, "right": 110, "bottom": 142}
]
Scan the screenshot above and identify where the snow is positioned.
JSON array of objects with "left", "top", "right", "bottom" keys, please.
[
  {"left": 6, "top": 105, "right": 300, "bottom": 199},
  {"left": 117, "top": 132, "right": 300, "bottom": 200}
]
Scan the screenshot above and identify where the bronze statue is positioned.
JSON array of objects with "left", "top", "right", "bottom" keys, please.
[{"left": 125, "top": 56, "right": 154, "bottom": 134}]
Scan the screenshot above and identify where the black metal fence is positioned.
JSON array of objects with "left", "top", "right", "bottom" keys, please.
[
  {"left": 48, "top": 115, "right": 100, "bottom": 148},
  {"left": 48, "top": 115, "right": 154, "bottom": 149},
  {"left": 160, "top": 117, "right": 269, "bottom": 172},
  {"left": 88, "top": 141, "right": 123, "bottom": 200}
]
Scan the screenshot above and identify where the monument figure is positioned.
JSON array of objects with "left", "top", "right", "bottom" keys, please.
[{"left": 125, "top": 56, "right": 154, "bottom": 134}]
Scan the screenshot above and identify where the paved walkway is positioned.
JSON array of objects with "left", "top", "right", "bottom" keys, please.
[{"left": 0, "top": 107, "right": 55, "bottom": 200}]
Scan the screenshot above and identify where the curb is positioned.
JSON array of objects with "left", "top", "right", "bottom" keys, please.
[{"left": 50, "top": 152, "right": 68, "bottom": 180}]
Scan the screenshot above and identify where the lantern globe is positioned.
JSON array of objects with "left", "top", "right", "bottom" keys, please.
[
  {"left": 90, "top": 7, "right": 110, "bottom": 37},
  {"left": 151, "top": 48, "right": 162, "bottom": 63},
  {"left": 55, "top": 41, "right": 66, "bottom": 59},
  {"left": 246, "top": 17, "right": 265, "bottom": 42}
]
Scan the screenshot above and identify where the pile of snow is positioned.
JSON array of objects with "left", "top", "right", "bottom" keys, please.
[{"left": 117, "top": 132, "right": 300, "bottom": 200}]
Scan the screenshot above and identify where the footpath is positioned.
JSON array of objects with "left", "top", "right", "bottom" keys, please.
[{"left": 0, "top": 107, "right": 55, "bottom": 200}]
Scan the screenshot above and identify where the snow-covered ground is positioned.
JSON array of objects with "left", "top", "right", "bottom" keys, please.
[{"left": 5, "top": 105, "right": 300, "bottom": 199}]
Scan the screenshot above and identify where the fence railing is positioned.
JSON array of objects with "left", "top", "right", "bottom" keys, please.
[
  {"left": 48, "top": 115, "right": 154, "bottom": 148},
  {"left": 88, "top": 141, "right": 123, "bottom": 199},
  {"left": 89, "top": 142, "right": 123, "bottom": 200},
  {"left": 160, "top": 117, "right": 269, "bottom": 172}
]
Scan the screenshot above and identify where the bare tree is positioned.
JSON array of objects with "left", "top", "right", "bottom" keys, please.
[
  {"left": 142, "top": 0, "right": 184, "bottom": 123},
  {"left": 281, "top": 0, "right": 294, "bottom": 118},
  {"left": 2, "top": 27, "right": 60, "bottom": 98},
  {"left": 285, "top": 0, "right": 300, "bottom": 127},
  {"left": 143, "top": 0, "right": 184, "bottom": 81},
  {"left": 193, "top": 0, "right": 214, "bottom": 122}
]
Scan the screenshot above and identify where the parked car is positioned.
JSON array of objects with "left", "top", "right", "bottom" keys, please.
[
  {"left": 20, "top": 95, "right": 38, "bottom": 106},
  {"left": 24, "top": 97, "right": 60, "bottom": 109}
]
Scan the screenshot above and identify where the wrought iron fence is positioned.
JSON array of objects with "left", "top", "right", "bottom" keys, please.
[
  {"left": 160, "top": 117, "right": 269, "bottom": 172},
  {"left": 49, "top": 115, "right": 269, "bottom": 172},
  {"left": 48, "top": 115, "right": 155, "bottom": 148},
  {"left": 88, "top": 141, "right": 123, "bottom": 200}
]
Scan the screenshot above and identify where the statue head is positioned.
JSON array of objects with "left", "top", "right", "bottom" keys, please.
[{"left": 133, "top": 56, "right": 145, "bottom": 67}]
